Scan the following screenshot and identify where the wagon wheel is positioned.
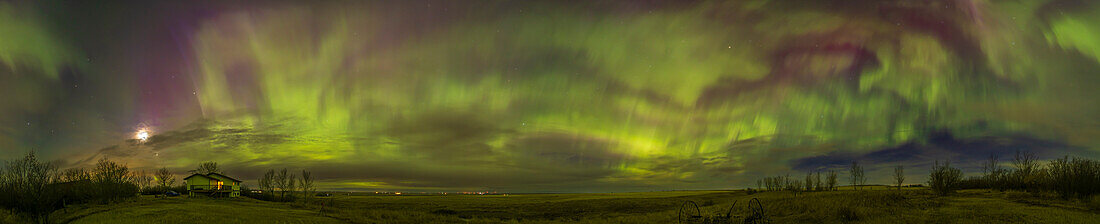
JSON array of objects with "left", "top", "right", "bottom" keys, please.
[
  {"left": 748, "top": 198, "right": 764, "bottom": 216},
  {"left": 725, "top": 201, "right": 738, "bottom": 218},
  {"left": 678, "top": 201, "right": 702, "bottom": 224},
  {"left": 745, "top": 198, "right": 768, "bottom": 224}
]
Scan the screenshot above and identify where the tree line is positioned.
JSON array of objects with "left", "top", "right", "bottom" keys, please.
[
  {"left": 758, "top": 171, "right": 839, "bottom": 192},
  {"left": 253, "top": 168, "right": 315, "bottom": 203},
  {"left": 756, "top": 161, "right": 870, "bottom": 192},
  {"left": 950, "top": 151, "right": 1100, "bottom": 199},
  {"left": 0, "top": 151, "right": 330, "bottom": 223},
  {"left": 0, "top": 152, "right": 145, "bottom": 223},
  {"left": 0, "top": 152, "right": 244, "bottom": 223},
  {"left": 752, "top": 151, "right": 1100, "bottom": 202}
]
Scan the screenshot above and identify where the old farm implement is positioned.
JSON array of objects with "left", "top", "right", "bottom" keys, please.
[{"left": 678, "top": 198, "right": 770, "bottom": 224}]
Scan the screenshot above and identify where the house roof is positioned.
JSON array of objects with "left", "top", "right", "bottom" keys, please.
[
  {"left": 183, "top": 173, "right": 213, "bottom": 180},
  {"left": 206, "top": 172, "right": 241, "bottom": 183}
]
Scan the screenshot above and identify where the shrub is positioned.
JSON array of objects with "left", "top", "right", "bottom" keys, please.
[
  {"left": 826, "top": 171, "right": 838, "bottom": 191},
  {"left": 90, "top": 157, "right": 139, "bottom": 203},
  {"left": 928, "top": 160, "right": 962, "bottom": 196},
  {"left": 980, "top": 154, "right": 1007, "bottom": 191},
  {"left": 835, "top": 205, "right": 860, "bottom": 222},
  {"left": 850, "top": 162, "right": 865, "bottom": 190},
  {"left": 0, "top": 151, "right": 58, "bottom": 223},
  {"left": 59, "top": 167, "right": 90, "bottom": 182},
  {"left": 959, "top": 176, "right": 986, "bottom": 190},
  {"left": 1003, "top": 151, "right": 1048, "bottom": 192},
  {"left": 1048, "top": 156, "right": 1100, "bottom": 199}
]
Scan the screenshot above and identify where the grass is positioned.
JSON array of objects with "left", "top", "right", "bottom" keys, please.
[
  {"left": 22, "top": 188, "right": 1100, "bottom": 223},
  {"left": 46, "top": 196, "right": 342, "bottom": 224}
]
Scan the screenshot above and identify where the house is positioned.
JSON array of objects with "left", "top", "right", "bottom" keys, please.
[{"left": 183, "top": 172, "right": 241, "bottom": 197}]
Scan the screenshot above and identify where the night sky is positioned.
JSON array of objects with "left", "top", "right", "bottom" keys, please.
[{"left": 2, "top": 0, "right": 1098, "bottom": 192}]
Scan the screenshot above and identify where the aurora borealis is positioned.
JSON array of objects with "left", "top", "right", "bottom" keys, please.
[{"left": 2, "top": 0, "right": 1099, "bottom": 192}]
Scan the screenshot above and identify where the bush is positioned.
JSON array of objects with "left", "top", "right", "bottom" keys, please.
[
  {"left": 89, "top": 158, "right": 139, "bottom": 203},
  {"left": 962, "top": 151, "right": 1100, "bottom": 199},
  {"left": 1048, "top": 156, "right": 1100, "bottom": 199},
  {"left": 1003, "top": 151, "right": 1048, "bottom": 193},
  {"left": 1, "top": 154, "right": 147, "bottom": 223},
  {"left": 835, "top": 205, "right": 860, "bottom": 222},
  {"left": 959, "top": 176, "right": 982, "bottom": 190},
  {"left": 0, "top": 151, "right": 58, "bottom": 223},
  {"left": 928, "top": 160, "right": 962, "bottom": 196}
]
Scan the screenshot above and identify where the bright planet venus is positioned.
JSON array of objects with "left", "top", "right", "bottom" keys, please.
[{"left": 1, "top": 0, "right": 1098, "bottom": 192}]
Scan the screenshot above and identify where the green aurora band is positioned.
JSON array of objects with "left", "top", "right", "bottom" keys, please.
[{"left": 1, "top": 0, "right": 1099, "bottom": 192}]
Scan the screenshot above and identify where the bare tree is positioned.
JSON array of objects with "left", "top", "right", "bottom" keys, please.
[
  {"left": 155, "top": 168, "right": 175, "bottom": 190},
  {"left": 134, "top": 169, "right": 153, "bottom": 191},
  {"left": 275, "top": 168, "right": 289, "bottom": 200},
  {"left": 982, "top": 154, "right": 999, "bottom": 177},
  {"left": 850, "top": 161, "right": 864, "bottom": 190},
  {"left": 92, "top": 157, "right": 131, "bottom": 184},
  {"left": 894, "top": 165, "right": 905, "bottom": 190},
  {"left": 805, "top": 171, "right": 814, "bottom": 191},
  {"left": 60, "top": 167, "right": 90, "bottom": 182},
  {"left": 982, "top": 154, "right": 1005, "bottom": 190},
  {"left": 86, "top": 157, "right": 139, "bottom": 203},
  {"left": 287, "top": 174, "right": 296, "bottom": 201},
  {"left": 189, "top": 161, "right": 221, "bottom": 174},
  {"left": 814, "top": 172, "right": 823, "bottom": 191},
  {"left": 784, "top": 174, "right": 793, "bottom": 191},
  {"left": 826, "top": 171, "right": 838, "bottom": 191},
  {"left": 260, "top": 169, "right": 275, "bottom": 198},
  {"left": 929, "top": 160, "right": 962, "bottom": 196},
  {"left": 0, "top": 151, "right": 58, "bottom": 223},
  {"left": 1012, "top": 150, "right": 1040, "bottom": 191},
  {"left": 299, "top": 170, "right": 314, "bottom": 202},
  {"left": 1013, "top": 150, "right": 1039, "bottom": 175}
]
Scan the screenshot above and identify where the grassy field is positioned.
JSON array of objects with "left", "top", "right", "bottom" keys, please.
[
  {"left": 14, "top": 188, "right": 1097, "bottom": 223},
  {"left": 46, "top": 196, "right": 343, "bottom": 224}
]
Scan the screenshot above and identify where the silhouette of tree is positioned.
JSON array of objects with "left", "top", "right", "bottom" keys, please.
[
  {"left": 0, "top": 151, "right": 58, "bottom": 223},
  {"left": 60, "top": 167, "right": 90, "bottom": 182},
  {"left": 189, "top": 162, "right": 221, "bottom": 174},
  {"left": 826, "top": 171, "right": 838, "bottom": 191},
  {"left": 155, "top": 168, "right": 175, "bottom": 190},
  {"left": 929, "top": 160, "right": 962, "bottom": 196},
  {"left": 894, "top": 165, "right": 905, "bottom": 190},
  {"left": 850, "top": 161, "right": 864, "bottom": 190},
  {"left": 299, "top": 170, "right": 314, "bottom": 202}
]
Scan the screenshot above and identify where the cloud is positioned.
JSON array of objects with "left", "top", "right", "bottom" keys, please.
[
  {"left": 380, "top": 111, "right": 511, "bottom": 160},
  {"left": 790, "top": 131, "right": 1091, "bottom": 174}
]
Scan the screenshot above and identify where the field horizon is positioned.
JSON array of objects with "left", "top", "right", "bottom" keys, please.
[{"left": 0, "top": 187, "right": 1090, "bottom": 223}]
